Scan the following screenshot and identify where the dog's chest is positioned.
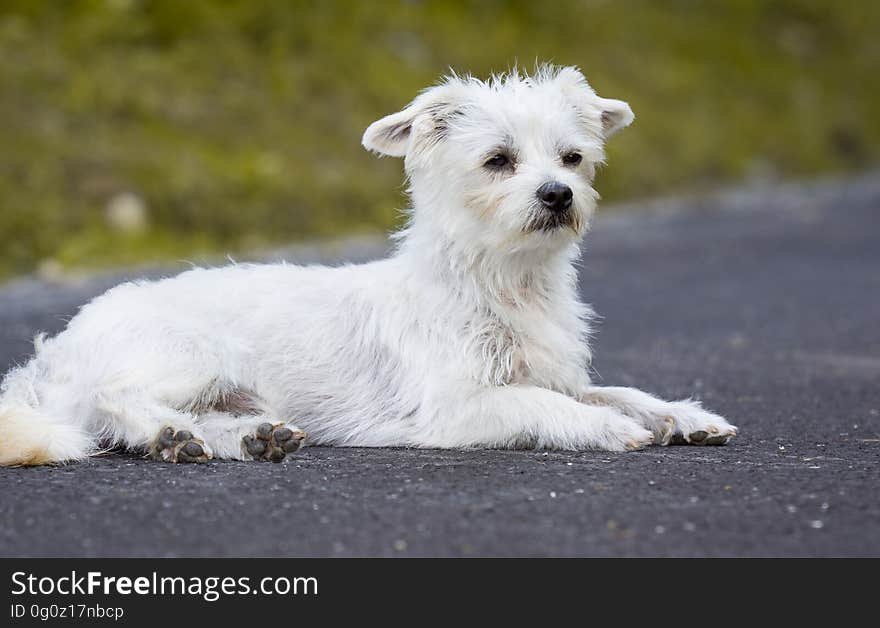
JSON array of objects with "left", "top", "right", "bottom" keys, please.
[{"left": 469, "top": 307, "right": 578, "bottom": 389}]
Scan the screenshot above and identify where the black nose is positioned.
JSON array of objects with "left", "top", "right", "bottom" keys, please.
[{"left": 536, "top": 182, "right": 573, "bottom": 212}]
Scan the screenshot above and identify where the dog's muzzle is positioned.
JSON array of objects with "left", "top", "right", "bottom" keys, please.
[{"left": 528, "top": 181, "right": 577, "bottom": 232}]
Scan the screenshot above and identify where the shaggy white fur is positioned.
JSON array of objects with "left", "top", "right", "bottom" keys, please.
[{"left": 0, "top": 65, "right": 737, "bottom": 466}]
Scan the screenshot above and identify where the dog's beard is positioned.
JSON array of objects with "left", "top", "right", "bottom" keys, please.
[{"left": 522, "top": 204, "right": 582, "bottom": 235}]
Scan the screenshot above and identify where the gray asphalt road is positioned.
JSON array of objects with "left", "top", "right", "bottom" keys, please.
[{"left": 1, "top": 175, "right": 878, "bottom": 557}]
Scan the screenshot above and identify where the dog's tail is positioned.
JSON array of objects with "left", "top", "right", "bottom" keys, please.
[
  {"left": 0, "top": 403, "right": 91, "bottom": 466},
  {"left": 0, "top": 352, "right": 91, "bottom": 467}
]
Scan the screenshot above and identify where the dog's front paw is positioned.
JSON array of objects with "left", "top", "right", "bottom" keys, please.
[
  {"left": 150, "top": 426, "right": 213, "bottom": 463},
  {"left": 598, "top": 413, "right": 655, "bottom": 452},
  {"left": 242, "top": 422, "right": 307, "bottom": 463},
  {"left": 664, "top": 401, "right": 738, "bottom": 446}
]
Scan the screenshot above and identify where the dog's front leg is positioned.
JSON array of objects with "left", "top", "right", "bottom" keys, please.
[
  {"left": 579, "top": 386, "right": 738, "bottom": 446},
  {"left": 421, "top": 385, "right": 654, "bottom": 452}
]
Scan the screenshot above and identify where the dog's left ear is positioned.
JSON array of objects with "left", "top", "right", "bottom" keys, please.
[
  {"left": 553, "top": 66, "right": 634, "bottom": 139},
  {"left": 594, "top": 96, "right": 634, "bottom": 139},
  {"left": 362, "top": 83, "right": 462, "bottom": 158}
]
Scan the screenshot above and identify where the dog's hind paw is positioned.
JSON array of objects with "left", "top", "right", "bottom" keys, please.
[
  {"left": 150, "top": 426, "right": 213, "bottom": 463},
  {"left": 242, "top": 422, "right": 307, "bottom": 463}
]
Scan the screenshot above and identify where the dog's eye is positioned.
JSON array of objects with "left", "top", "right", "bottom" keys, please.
[
  {"left": 562, "top": 152, "right": 582, "bottom": 166},
  {"left": 484, "top": 153, "right": 511, "bottom": 169}
]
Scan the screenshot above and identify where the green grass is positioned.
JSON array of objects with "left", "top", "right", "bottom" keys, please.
[{"left": 1, "top": 0, "right": 878, "bottom": 279}]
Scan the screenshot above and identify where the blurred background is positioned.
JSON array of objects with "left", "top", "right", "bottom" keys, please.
[{"left": 0, "top": 0, "right": 878, "bottom": 281}]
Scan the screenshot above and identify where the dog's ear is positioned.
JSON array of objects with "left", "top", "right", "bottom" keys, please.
[
  {"left": 553, "top": 66, "right": 634, "bottom": 139},
  {"left": 595, "top": 96, "right": 634, "bottom": 139},
  {"left": 362, "top": 83, "right": 462, "bottom": 158}
]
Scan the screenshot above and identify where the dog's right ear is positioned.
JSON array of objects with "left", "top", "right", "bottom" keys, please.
[{"left": 362, "top": 83, "right": 462, "bottom": 158}]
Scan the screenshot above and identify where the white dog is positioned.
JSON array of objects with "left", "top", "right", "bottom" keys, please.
[{"left": 0, "top": 65, "right": 737, "bottom": 466}]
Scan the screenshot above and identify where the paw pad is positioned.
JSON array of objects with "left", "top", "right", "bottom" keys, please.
[
  {"left": 151, "top": 427, "right": 211, "bottom": 463},
  {"left": 243, "top": 422, "right": 307, "bottom": 463}
]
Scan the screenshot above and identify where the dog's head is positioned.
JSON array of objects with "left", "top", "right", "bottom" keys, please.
[{"left": 363, "top": 65, "right": 633, "bottom": 253}]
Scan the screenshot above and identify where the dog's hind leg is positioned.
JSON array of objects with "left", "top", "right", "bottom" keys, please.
[
  {"left": 195, "top": 412, "right": 307, "bottom": 462},
  {"left": 92, "top": 390, "right": 212, "bottom": 463}
]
